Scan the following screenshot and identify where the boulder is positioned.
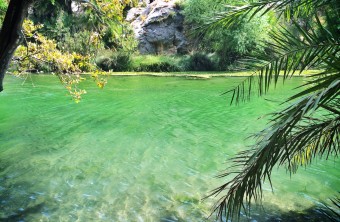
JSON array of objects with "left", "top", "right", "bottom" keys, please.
[{"left": 127, "top": 0, "right": 188, "bottom": 54}]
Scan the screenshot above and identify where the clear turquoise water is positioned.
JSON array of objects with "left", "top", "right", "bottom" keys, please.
[{"left": 0, "top": 75, "right": 338, "bottom": 221}]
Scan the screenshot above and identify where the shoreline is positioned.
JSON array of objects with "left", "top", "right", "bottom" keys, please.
[
  {"left": 9, "top": 70, "right": 320, "bottom": 79},
  {"left": 85, "top": 70, "right": 320, "bottom": 79}
]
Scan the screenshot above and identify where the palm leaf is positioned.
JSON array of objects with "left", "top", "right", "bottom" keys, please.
[
  {"left": 319, "top": 194, "right": 340, "bottom": 222},
  {"left": 227, "top": 14, "right": 340, "bottom": 105},
  {"left": 209, "top": 79, "right": 339, "bottom": 220},
  {"left": 203, "top": 0, "right": 334, "bottom": 31},
  {"left": 207, "top": 2, "right": 340, "bottom": 221}
]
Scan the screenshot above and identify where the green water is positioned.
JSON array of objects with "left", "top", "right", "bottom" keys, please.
[{"left": 0, "top": 75, "right": 338, "bottom": 221}]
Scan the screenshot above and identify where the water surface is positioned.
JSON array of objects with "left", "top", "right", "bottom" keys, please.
[{"left": 0, "top": 75, "right": 338, "bottom": 221}]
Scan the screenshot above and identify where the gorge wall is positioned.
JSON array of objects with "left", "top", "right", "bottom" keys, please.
[{"left": 126, "top": 0, "right": 188, "bottom": 54}]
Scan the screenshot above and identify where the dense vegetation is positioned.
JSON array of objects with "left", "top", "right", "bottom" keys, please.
[
  {"left": 0, "top": 0, "right": 275, "bottom": 75},
  {"left": 0, "top": 0, "right": 311, "bottom": 78},
  {"left": 183, "top": 0, "right": 271, "bottom": 69},
  {"left": 1, "top": 0, "right": 336, "bottom": 78}
]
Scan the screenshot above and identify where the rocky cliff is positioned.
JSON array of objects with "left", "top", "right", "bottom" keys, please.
[{"left": 126, "top": 0, "right": 188, "bottom": 54}]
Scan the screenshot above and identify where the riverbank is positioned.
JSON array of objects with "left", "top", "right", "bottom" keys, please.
[
  {"left": 85, "top": 70, "right": 320, "bottom": 79},
  {"left": 8, "top": 70, "right": 320, "bottom": 80}
]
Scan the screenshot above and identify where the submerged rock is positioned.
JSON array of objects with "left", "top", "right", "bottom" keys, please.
[{"left": 127, "top": 0, "right": 188, "bottom": 54}]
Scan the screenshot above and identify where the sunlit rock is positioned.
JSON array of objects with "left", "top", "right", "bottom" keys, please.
[{"left": 127, "top": 0, "right": 188, "bottom": 54}]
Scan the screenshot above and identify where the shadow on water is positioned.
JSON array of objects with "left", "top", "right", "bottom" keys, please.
[
  {"left": 159, "top": 205, "right": 338, "bottom": 222},
  {"left": 0, "top": 180, "right": 47, "bottom": 222},
  {"left": 0, "top": 203, "right": 44, "bottom": 222},
  {"left": 0, "top": 159, "right": 46, "bottom": 222},
  {"left": 252, "top": 206, "right": 338, "bottom": 222}
]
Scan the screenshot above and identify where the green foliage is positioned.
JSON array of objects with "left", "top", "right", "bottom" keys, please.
[
  {"left": 0, "top": 0, "right": 7, "bottom": 26},
  {"left": 31, "top": 8, "right": 104, "bottom": 56},
  {"left": 129, "top": 54, "right": 219, "bottom": 72},
  {"left": 0, "top": 0, "right": 6, "bottom": 11},
  {"left": 102, "top": 24, "right": 122, "bottom": 49},
  {"left": 30, "top": 0, "right": 137, "bottom": 56},
  {"left": 101, "top": 22, "right": 137, "bottom": 51},
  {"left": 130, "top": 55, "right": 184, "bottom": 72},
  {"left": 183, "top": 0, "right": 271, "bottom": 68},
  {"left": 186, "top": 53, "right": 217, "bottom": 71},
  {"left": 60, "top": 31, "right": 103, "bottom": 56},
  {"left": 95, "top": 52, "right": 234, "bottom": 72},
  {"left": 134, "top": 61, "right": 180, "bottom": 72},
  {"left": 96, "top": 51, "right": 132, "bottom": 71},
  {"left": 14, "top": 21, "right": 96, "bottom": 73},
  {"left": 12, "top": 20, "right": 97, "bottom": 102}
]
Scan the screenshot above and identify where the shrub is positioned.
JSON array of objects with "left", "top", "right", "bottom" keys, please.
[
  {"left": 130, "top": 55, "right": 184, "bottom": 72},
  {"left": 58, "top": 31, "right": 103, "bottom": 56},
  {"left": 96, "top": 51, "right": 132, "bottom": 71},
  {"left": 135, "top": 62, "right": 180, "bottom": 72},
  {"left": 186, "top": 53, "right": 217, "bottom": 71},
  {"left": 101, "top": 23, "right": 137, "bottom": 52}
]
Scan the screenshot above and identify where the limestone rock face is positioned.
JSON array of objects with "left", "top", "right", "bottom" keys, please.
[{"left": 127, "top": 0, "right": 188, "bottom": 54}]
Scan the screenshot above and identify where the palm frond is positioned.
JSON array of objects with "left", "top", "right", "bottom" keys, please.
[
  {"left": 209, "top": 77, "right": 340, "bottom": 220},
  {"left": 204, "top": 0, "right": 340, "bottom": 220},
  {"left": 226, "top": 14, "right": 340, "bottom": 105},
  {"left": 204, "top": 0, "right": 335, "bottom": 31},
  {"left": 319, "top": 193, "right": 340, "bottom": 222},
  {"left": 207, "top": 5, "right": 340, "bottom": 221}
]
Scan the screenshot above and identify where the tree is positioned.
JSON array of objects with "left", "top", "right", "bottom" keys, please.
[
  {"left": 0, "top": 0, "right": 88, "bottom": 93},
  {"left": 205, "top": 0, "right": 340, "bottom": 220},
  {"left": 183, "top": 0, "right": 271, "bottom": 69},
  {"left": 0, "top": 0, "right": 136, "bottom": 92},
  {"left": 0, "top": 0, "right": 33, "bottom": 92}
]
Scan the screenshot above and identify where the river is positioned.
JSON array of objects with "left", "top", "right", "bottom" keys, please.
[{"left": 0, "top": 74, "right": 338, "bottom": 221}]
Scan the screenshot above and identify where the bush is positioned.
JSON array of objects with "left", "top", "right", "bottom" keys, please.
[
  {"left": 134, "top": 62, "right": 180, "bottom": 72},
  {"left": 96, "top": 53, "right": 222, "bottom": 72},
  {"left": 130, "top": 55, "right": 183, "bottom": 72},
  {"left": 186, "top": 53, "right": 217, "bottom": 71},
  {"left": 96, "top": 51, "right": 132, "bottom": 71},
  {"left": 101, "top": 23, "right": 137, "bottom": 52},
  {"left": 58, "top": 31, "right": 103, "bottom": 56}
]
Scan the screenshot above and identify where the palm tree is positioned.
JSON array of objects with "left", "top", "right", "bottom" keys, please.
[{"left": 204, "top": 0, "right": 340, "bottom": 220}]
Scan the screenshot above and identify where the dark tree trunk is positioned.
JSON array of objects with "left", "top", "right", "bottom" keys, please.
[{"left": 0, "top": 0, "right": 33, "bottom": 92}]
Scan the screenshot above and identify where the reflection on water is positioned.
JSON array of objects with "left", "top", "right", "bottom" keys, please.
[{"left": 0, "top": 75, "right": 339, "bottom": 221}]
